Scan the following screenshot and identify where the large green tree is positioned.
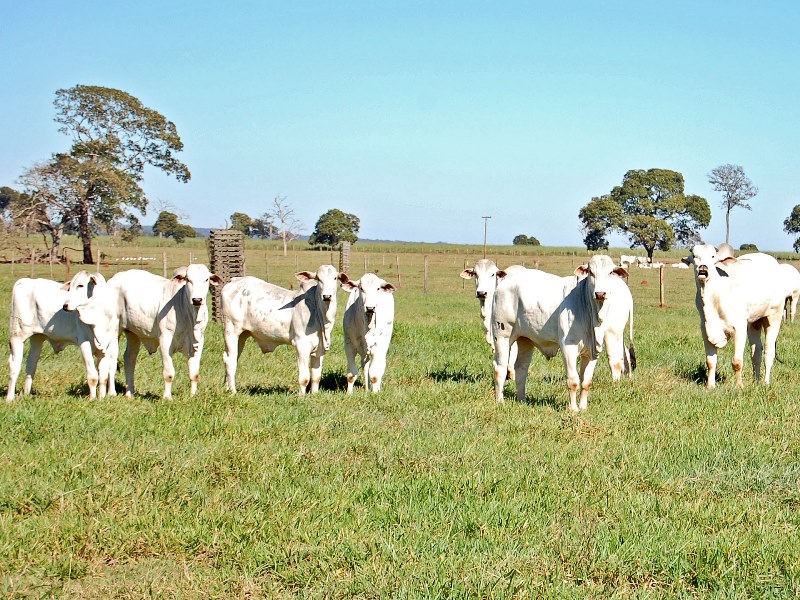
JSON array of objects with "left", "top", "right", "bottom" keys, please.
[
  {"left": 308, "top": 208, "right": 359, "bottom": 249},
  {"left": 783, "top": 205, "right": 800, "bottom": 252},
  {"left": 52, "top": 85, "right": 190, "bottom": 263},
  {"left": 708, "top": 163, "right": 757, "bottom": 246},
  {"left": 153, "top": 210, "right": 195, "bottom": 244},
  {"left": 230, "top": 212, "right": 255, "bottom": 236},
  {"left": 579, "top": 169, "right": 710, "bottom": 261}
]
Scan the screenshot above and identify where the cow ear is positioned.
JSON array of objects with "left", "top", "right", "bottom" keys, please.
[
  {"left": 718, "top": 256, "right": 737, "bottom": 266},
  {"left": 381, "top": 282, "right": 396, "bottom": 293},
  {"left": 681, "top": 256, "right": 692, "bottom": 266},
  {"left": 460, "top": 269, "right": 475, "bottom": 279},
  {"left": 60, "top": 281, "right": 71, "bottom": 291},
  {"left": 339, "top": 274, "right": 358, "bottom": 291},
  {"left": 210, "top": 274, "right": 223, "bottom": 287},
  {"left": 295, "top": 271, "right": 315, "bottom": 283},
  {"left": 172, "top": 266, "right": 188, "bottom": 279},
  {"left": 496, "top": 270, "right": 508, "bottom": 281},
  {"left": 612, "top": 267, "right": 628, "bottom": 278},
  {"left": 574, "top": 265, "right": 589, "bottom": 277}
]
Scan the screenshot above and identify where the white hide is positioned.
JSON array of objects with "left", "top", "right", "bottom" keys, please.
[
  {"left": 778, "top": 263, "right": 800, "bottom": 322},
  {"left": 221, "top": 265, "right": 339, "bottom": 395},
  {"left": 96, "top": 264, "right": 221, "bottom": 399},
  {"left": 7, "top": 270, "right": 112, "bottom": 401},
  {"left": 339, "top": 272, "right": 395, "bottom": 393},
  {"left": 491, "top": 255, "right": 628, "bottom": 412},
  {"left": 686, "top": 244, "right": 785, "bottom": 389}
]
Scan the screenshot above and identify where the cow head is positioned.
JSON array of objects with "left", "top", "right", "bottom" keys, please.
[
  {"left": 686, "top": 244, "right": 733, "bottom": 284},
  {"left": 61, "top": 270, "right": 106, "bottom": 311},
  {"left": 339, "top": 272, "right": 395, "bottom": 317},
  {"left": 576, "top": 255, "right": 628, "bottom": 305},
  {"left": 173, "top": 264, "right": 222, "bottom": 307},
  {"left": 460, "top": 259, "right": 499, "bottom": 301},
  {"left": 296, "top": 265, "right": 339, "bottom": 304}
]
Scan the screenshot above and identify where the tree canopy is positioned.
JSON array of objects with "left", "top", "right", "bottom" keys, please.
[
  {"left": 579, "top": 168, "right": 710, "bottom": 260},
  {"left": 308, "top": 208, "right": 359, "bottom": 249},
  {"left": 707, "top": 164, "right": 757, "bottom": 246},
  {"left": 230, "top": 212, "right": 255, "bottom": 236},
  {"left": 41, "top": 85, "right": 190, "bottom": 263},
  {"left": 512, "top": 234, "right": 540, "bottom": 246},
  {"left": 153, "top": 210, "right": 195, "bottom": 244},
  {"left": 783, "top": 205, "right": 800, "bottom": 252}
]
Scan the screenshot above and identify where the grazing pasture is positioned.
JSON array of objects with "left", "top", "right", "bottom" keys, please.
[{"left": 2, "top": 238, "right": 800, "bottom": 597}]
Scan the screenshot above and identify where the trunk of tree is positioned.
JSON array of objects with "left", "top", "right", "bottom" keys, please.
[
  {"left": 79, "top": 194, "right": 94, "bottom": 264},
  {"left": 51, "top": 223, "right": 64, "bottom": 263},
  {"left": 646, "top": 246, "right": 655, "bottom": 262},
  {"left": 282, "top": 229, "right": 288, "bottom": 257},
  {"left": 725, "top": 208, "right": 731, "bottom": 245}
]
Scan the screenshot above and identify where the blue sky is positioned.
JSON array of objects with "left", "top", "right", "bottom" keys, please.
[{"left": 2, "top": 1, "right": 799, "bottom": 249}]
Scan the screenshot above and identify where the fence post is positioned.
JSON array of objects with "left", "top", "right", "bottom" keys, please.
[
  {"left": 424, "top": 255, "right": 429, "bottom": 293},
  {"left": 97, "top": 248, "right": 101, "bottom": 272},
  {"left": 396, "top": 255, "right": 401, "bottom": 285},
  {"left": 659, "top": 265, "right": 666, "bottom": 308},
  {"left": 163, "top": 252, "right": 168, "bottom": 278},
  {"left": 65, "top": 251, "right": 70, "bottom": 279},
  {"left": 30, "top": 247, "right": 35, "bottom": 277},
  {"left": 463, "top": 258, "right": 467, "bottom": 289},
  {"left": 11, "top": 250, "right": 15, "bottom": 277}
]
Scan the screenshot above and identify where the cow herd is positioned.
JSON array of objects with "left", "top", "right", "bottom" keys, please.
[{"left": 5, "top": 244, "right": 800, "bottom": 411}]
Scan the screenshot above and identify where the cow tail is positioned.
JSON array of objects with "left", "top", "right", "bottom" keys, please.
[{"left": 628, "top": 303, "right": 637, "bottom": 371}]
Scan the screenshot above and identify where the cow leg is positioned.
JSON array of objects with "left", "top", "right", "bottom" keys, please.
[
  {"left": 344, "top": 336, "right": 359, "bottom": 394},
  {"left": 123, "top": 332, "right": 141, "bottom": 397},
  {"left": 731, "top": 324, "right": 748, "bottom": 389},
  {"left": 562, "top": 345, "right": 581, "bottom": 412},
  {"left": 493, "top": 335, "right": 511, "bottom": 403},
  {"left": 578, "top": 353, "right": 599, "bottom": 412},
  {"left": 513, "top": 337, "right": 534, "bottom": 403},
  {"left": 309, "top": 353, "right": 324, "bottom": 394},
  {"left": 296, "top": 344, "right": 312, "bottom": 395},
  {"left": 160, "top": 342, "right": 176, "bottom": 400},
  {"left": 507, "top": 342, "right": 518, "bottom": 381},
  {"left": 188, "top": 348, "right": 202, "bottom": 396},
  {"left": 7, "top": 336, "right": 26, "bottom": 402},
  {"left": 604, "top": 330, "right": 625, "bottom": 382},
  {"left": 747, "top": 323, "right": 763, "bottom": 383},
  {"left": 22, "top": 334, "right": 46, "bottom": 396},
  {"left": 763, "top": 316, "right": 782, "bottom": 385},
  {"left": 78, "top": 340, "right": 99, "bottom": 399},
  {"left": 702, "top": 334, "right": 718, "bottom": 389},
  {"left": 368, "top": 349, "right": 388, "bottom": 393},
  {"left": 222, "top": 331, "right": 245, "bottom": 394}
]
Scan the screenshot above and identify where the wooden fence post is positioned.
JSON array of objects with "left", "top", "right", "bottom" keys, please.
[
  {"left": 163, "top": 252, "right": 168, "bottom": 278},
  {"left": 396, "top": 255, "right": 401, "bottom": 285},
  {"left": 423, "top": 255, "right": 429, "bottom": 293},
  {"left": 30, "top": 247, "right": 35, "bottom": 277},
  {"left": 659, "top": 265, "right": 666, "bottom": 308},
  {"left": 463, "top": 258, "right": 467, "bottom": 289}
]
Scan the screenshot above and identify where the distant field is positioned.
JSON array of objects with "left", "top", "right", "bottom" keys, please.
[{"left": 2, "top": 237, "right": 800, "bottom": 597}]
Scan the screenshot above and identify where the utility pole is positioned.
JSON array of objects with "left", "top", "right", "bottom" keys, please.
[{"left": 482, "top": 216, "right": 491, "bottom": 258}]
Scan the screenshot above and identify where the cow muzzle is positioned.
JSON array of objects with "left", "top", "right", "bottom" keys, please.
[
  {"left": 322, "top": 294, "right": 332, "bottom": 303},
  {"left": 192, "top": 298, "right": 204, "bottom": 306},
  {"left": 595, "top": 291, "right": 606, "bottom": 302},
  {"left": 697, "top": 266, "right": 709, "bottom": 281},
  {"left": 365, "top": 306, "right": 376, "bottom": 315},
  {"left": 476, "top": 291, "right": 487, "bottom": 299},
  {"left": 63, "top": 302, "right": 73, "bottom": 311}
]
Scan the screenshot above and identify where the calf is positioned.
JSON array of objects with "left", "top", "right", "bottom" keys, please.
[
  {"left": 7, "top": 271, "right": 112, "bottom": 401},
  {"left": 491, "top": 255, "right": 628, "bottom": 411},
  {"left": 221, "top": 265, "right": 339, "bottom": 394},
  {"left": 97, "top": 265, "right": 221, "bottom": 399},
  {"left": 685, "top": 244, "right": 785, "bottom": 388},
  {"left": 778, "top": 263, "right": 800, "bottom": 323},
  {"left": 339, "top": 273, "right": 396, "bottom": 393}
]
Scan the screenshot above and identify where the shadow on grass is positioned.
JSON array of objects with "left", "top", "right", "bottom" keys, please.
[
  {"left": 427, "top": 365, "right": 484, "bottom": 384},
  {"left": 675, "top": 362, "right": 726, "bottom": 386},
  {"left": 244, "top": 384, "right": 292, "bottom": 396}
]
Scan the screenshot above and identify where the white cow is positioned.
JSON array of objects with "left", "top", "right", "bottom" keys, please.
[
  {"left": 7, "top": 270, "right": 113, "bottom": 401},
  {"left": 576, "top": 264, "right": 636, "bottom": 381},
  {"left": 685, "top": 244, "right": 785, "bottom": 389},
  {"left": 491, "top": 254, "right": 629, "bottom": 411},
  {"left": 619, "top": 255, "right": 639, "bottom": 268},
  {"left": 460, "top": 259, "right": 523, "bottom": 377},
  {"left": 339, "top": 272, "right": 396, "bottom": 393},
  {"left": 96, "top": 265, "right": 221, "bottom": 399},
  {"left": 221, "top": 265, "right": 339, "bottom": 395},
  {"left": 778, "top": 263, "right": 800, "bottom": 322}
]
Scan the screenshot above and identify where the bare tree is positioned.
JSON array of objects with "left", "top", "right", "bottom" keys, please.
[
  {"left": 708, "top": 164, "right": 758, "bottom": 245},
  {"left": 264, "top": 195, "right": 301, "bottom": 256}
]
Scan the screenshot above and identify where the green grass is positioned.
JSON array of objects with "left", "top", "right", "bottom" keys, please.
[{"left": 2, "top": 243, "right": 800, "bottom": 597}]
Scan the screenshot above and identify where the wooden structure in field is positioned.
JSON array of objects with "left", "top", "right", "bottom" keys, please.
[
  {"left": 339, "top": 241, "right": 351, "bottom": 275},
  {"left": 208, "top": 229, "right": 244, "bottom": 321}
]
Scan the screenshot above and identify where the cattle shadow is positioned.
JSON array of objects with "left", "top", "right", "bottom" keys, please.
[
  {"left": 427, "top": 365, "right": 484, "bottom": 384},
  {"left": 244, "top": 384, "right": 292, "bottom": 396},
  {"left": 320, "top": 371, "right": 348, "bottom": 392},
  {"left": 675, "top": 362, "right": 726, "bottom": 386}
]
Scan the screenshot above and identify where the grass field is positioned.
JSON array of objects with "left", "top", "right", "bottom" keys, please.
[{"left": 2, "top": 238, "right": 800, "bottom": 597}]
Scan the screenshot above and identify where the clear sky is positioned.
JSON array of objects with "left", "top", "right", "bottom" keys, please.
[{"left": 2, "top": 1, "right": 799, "bottom": 250}]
